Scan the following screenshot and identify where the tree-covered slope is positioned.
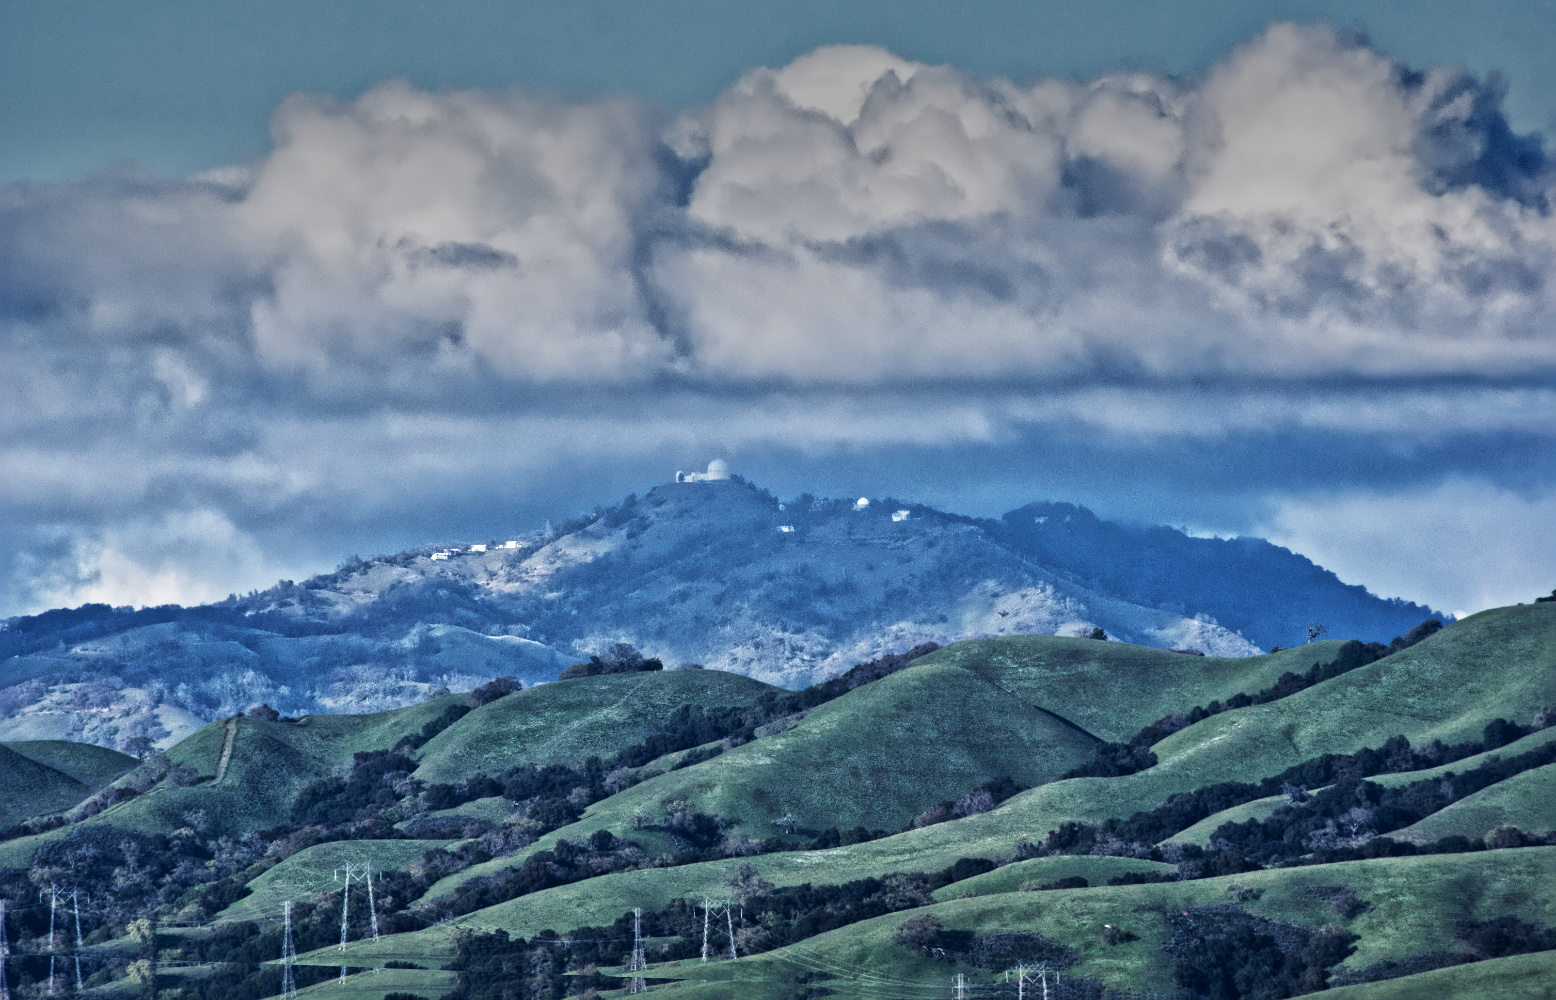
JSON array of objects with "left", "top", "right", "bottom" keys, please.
[{"left": 3, "top": 599, "right": 1551, "bottom": 1000}]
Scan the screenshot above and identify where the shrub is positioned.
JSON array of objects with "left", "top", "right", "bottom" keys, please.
[
  {"left": 467, "top": 676, "right": 520, "bottom": 707},
  {"left": 167, "top": 762, "right": 200, "bottom": 786},
  {"left": 1166, "top": 905, "right": 1355, "bottom": 998},
  {"left": 1100, "top": 924, "right": 1137, "bottom": 945},
  {"left": 892, "top": 913, "right": 943, "bottom": 953}
]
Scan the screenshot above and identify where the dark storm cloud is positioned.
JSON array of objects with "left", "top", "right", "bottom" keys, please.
[{"left": 1, "top": 24, "right": 1553, "bottom": 615}]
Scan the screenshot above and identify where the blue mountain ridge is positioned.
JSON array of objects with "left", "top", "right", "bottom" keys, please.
[{"left": 0, "top": 478, "right": 1441, "bottom": 749}]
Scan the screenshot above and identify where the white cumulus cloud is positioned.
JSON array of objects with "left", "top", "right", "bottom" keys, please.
[{"left": 2, "top": 22, "right": 1554, "bottom": 616}]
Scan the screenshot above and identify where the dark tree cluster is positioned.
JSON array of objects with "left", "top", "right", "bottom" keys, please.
[
  {"left": 141, "top": 898, "right": 364, "bottom": 1000},
  {"left": 1207, "top": 734, "right": 1556, "bottom": 867},
  {"left": 393, "top": 699, "right": 473, "bottom": 752},
  {"left": 893, "top": 913, "right": 1079, "bottom": 970},
  {"left": 438, "top": 854, "right": 1037, "bottom": 999},
  {"left": 1127, "top": 638, "right": 1400, "bottom": 752},
  {"left": 1061, "top": 741, "right": 1159, "bottom": 780},
  {"left": 1165, "top": 904, "right": 1357, "bottom": 999},
  {"left": 431, "top": 830, "right": 644, "bottom": 919},
  {"left": 1035, "top": 715, "right": 1556, "bottom": 870},
  {"left": 802, "top": 825, "right": 890, "bottom": 849},
  {"left": 290, "top": 749, "right": 420, "bottom": 829},
  {"left": 558, "top": 642, "right": 665, "bottom": 680},
  {"left": 467, "top": 676, "right": 522, "bottom": 707}
]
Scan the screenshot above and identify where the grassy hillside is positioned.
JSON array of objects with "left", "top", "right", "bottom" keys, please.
[
  {"left": 0, "top": 743, "right": 89, "bottom": 828},
  {"left": 1161, "top": 725, "right": 1556, "bottom": 849},
  {"left": 1322, "top": 951, "right": 1556, "bottom": 1000},
  {"left": 413, "top": 668, "right": 777, "bottom": 782},
  {"left": 1392, "top": 763, "right": 1556, "bottom": 844},
  {"left": 916, "top": 636, "right": 1354, "bottom": 741},
  {"left": 927, "top": 854, "right": 1177, "bottom": 900},
  {"left": 1164, "top": 793, "right": 1289, "bottom": 846},
  {"left": 409, "top": 606, "right": 1556, "bottom": 902},
  {"left": 631, "top": 848, "right": 1556, "bottom": 997},
  {"left": 1370, "top": 724, "right": 1556, "bottom": 788},
  {"left": 291, "top": 968, "right": 458, "bottom": 999},
  {"left": 414, "top": 654, "right": 1101, "bottom": 900},
  {"left": 299, "top": 847, "right": 1556, "bottom": 997},
  {"left": 6, "top": 601, "right": 1554, "bottom": 1000},
  {"left": 4, "top": 739, "right": 137, "bottom": 789},
  {"left": 218, "top": 838, "right": 457, "bottom": 923},
  {"left": 0, "top": 739, "right": 136, "bottom": 829},
  {"left": 8, "top": 695, "right": 470, "bottom": 848}
]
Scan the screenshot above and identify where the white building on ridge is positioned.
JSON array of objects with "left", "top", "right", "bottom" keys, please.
[{"left": 677, "top": 459, "right": 732, "bottom": 483}]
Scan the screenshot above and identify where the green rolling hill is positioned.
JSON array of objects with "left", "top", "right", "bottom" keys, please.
[
  {"left": 405, "top": 605, "right": 1555, "bottom": 906},
  {"left": 913, "top": 636, "right": 1355, "bottom": 741},
  {"left": 4, "top": 739, "right": 138, "bottom": 789},
  {"left": 2, "top": 601, "right": 1554, "bottom": 1000},
  {"left": 412, "top": 668, "right": 778, "bottom": 782},
  {"left": 0, "top": 740, "right": 135, "bottom": 828},
  {"left": 605, "top": 848, "right": 1556, "bottom": 998},
  {"left": 1392, "top": 763, "right": 1556, "bottom": 844}
]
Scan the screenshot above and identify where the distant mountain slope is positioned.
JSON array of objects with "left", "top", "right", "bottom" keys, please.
[
  {"left": 993, "top": 501, "right": 1437, "bottom": 650},
  {"left": 0, "top": 477, "right": 1441, "bottom": 746}
]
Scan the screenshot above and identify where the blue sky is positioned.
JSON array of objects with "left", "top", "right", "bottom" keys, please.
[
  {"left": 2, "top": 1, "right": 1554, "bottom": 622},
  {"left": 5, "top": 0, "right": 1555, "bottom": 183}
]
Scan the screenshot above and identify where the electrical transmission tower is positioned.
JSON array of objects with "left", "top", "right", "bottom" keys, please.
[
  {"left": 627, "top": 907, "right": 648, "bottom": 994},
  {"left": 698, "top": 897, "right": 739, "bottom": 962},
  {"left": 43, "top": 884, "right": 58, "bottom": 995},
  {"left": 71, "top": 889, "right": 84, "bottom": 991},
  {"left": 1007, "top": 961, "right": 1029, "bottom": 1000},
  {"left": 280, "top": 900, "right": 298, "bottom": 999},
  {"left": 955, "top": 972, "right": 967, "bottom": 1000},
  {"left": 1, "top": 898, "right": 11, "bottom": 1000},
  {"left": 332, "top": 862, "right": 381, "bottom": 983},
  {"left": 365, "top": 867, "right": 380, "bottom": 941}
]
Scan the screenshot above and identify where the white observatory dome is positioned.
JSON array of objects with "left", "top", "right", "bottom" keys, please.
[
  {"left": 855, "top": 497, "right": 870, "bottom": 508},
  {"left": 706, "top": 459, "right": 731, "bottom": 480}
]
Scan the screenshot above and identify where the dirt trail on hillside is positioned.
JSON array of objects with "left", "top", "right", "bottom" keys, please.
[{"left": 215, "top": 718, "right": 236, "bottom": 781}]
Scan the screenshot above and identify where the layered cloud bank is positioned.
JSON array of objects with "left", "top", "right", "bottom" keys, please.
[{"left": 3, "top": 24, "right": 1554, "bottom": 616}]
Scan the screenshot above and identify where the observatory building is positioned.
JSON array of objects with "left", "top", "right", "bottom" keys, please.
[{"left": 677, "top": 459, "right": 732, "bottom": 483}]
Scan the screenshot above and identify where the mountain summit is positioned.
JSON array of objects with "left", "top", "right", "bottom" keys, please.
[{"left": 0, "top": 475, "right": 1438, "bottom": 747}]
